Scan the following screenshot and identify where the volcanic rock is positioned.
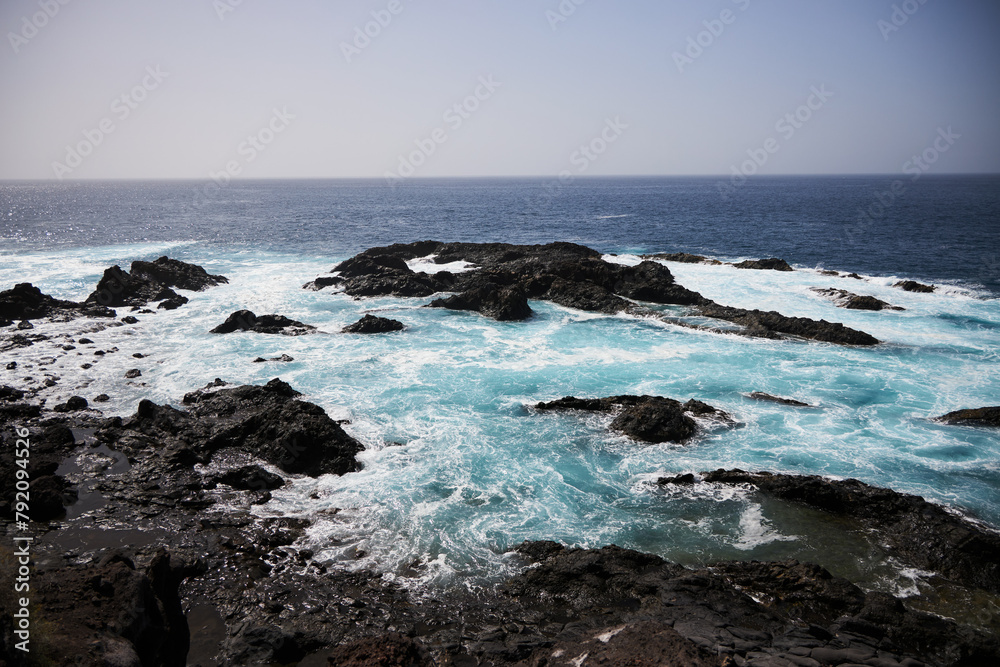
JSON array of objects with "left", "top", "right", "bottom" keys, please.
[
  {"left": 342, "top": 314, "right": 406, "bottom": 334},
  {"left": 747, "top": 392, "right": 812, "bottom": 407},
  {"left": 732, "top": 258, "right": 794, "bottom": 271},
  {"left": 895, "top": 280, "right": 936, "bottom": 293},
  {"left": 0, "top": 282, "right": 114, "bottom": 321},
  {"left": 211, "top": 310, "right": 316, "bottom": 335},
  {"left": 812, "top": 287, "right": 904, "bottom": 311},
  {"left": 937, "top": 406, "right": 1000, "bottom": 427},
  {"left": 701, "top": 469, "right": 1000, "bottom": 593}
]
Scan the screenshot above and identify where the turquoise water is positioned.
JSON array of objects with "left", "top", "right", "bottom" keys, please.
[{"left": 3, "top": 240, "right": 998, "bottom": 593}]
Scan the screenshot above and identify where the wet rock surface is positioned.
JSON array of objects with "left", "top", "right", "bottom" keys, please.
[
  {"left": 85, "top": 256, "right": 227, "bottom": 309},
  {"left": 748, "top": 392, "right": 813, "bottom": 407},
  {"left": 732, "top": 258, "right": 794, "bottom": 271},
  {"left": 342, "top": 314, "right": 406, "bottom": 334},
  {"left": 700, "top": 469, "right": 1000, "bottom": 594},
  {"left": 894, "top": 280, "right": 936, "bottom": 293},
  {"left": 643, "top": 252, "right": 724, "bottom": 265},
  {"left": 535, "top": 395, "right": 731, "bottom": 443},
  {"left": 210, "top": 309, "right": 317, "bottom": 335},
  {"left": 812, "top": 288, "right": 905, "bottom": 311},
  {"left": 311, "top": 241, "right": 880, "bottom": 346},
  {"left": 0, "top": 282, "right": 115, "bottom": 322},
  {"left": 936, "top": 406, "right": 1000, "bottom": 427},
  {"left": 1, "top": 394, "right": 999, "bottom": 665}
]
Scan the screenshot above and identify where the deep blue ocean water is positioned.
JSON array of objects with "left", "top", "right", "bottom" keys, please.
[{"left": 1, "top": 176, "right": 999, "bottom": 594}]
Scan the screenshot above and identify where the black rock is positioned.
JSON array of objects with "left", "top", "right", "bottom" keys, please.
[
  {"left": 85, "top": 256, "right": 226, "bottom": 309},
  {"left": 535, "top": 395, "right": 729, "bottom": 443},
  {"left": 130, "top": 255, "right": 228, "bottom": 291},
  {"left": 0, "top": 282, "right": 114, "bottom": 321},
  {"left": 428, "top": 285, "right": 532, "bottom": 321},
  {"left": 158, "top": 295, "right": 189, "bottom": 310},
  {"left": 748, "top": 392, "right": 812, "bottom": 407},
  {"left": 342, "top": 314, "right": 406, "bottom": 333},
  {"left": 702, "top": 469, "right": 1000, "bottom": 593},
  {"left": 812, "top": 287, "right": 904, "bottom": 311},
  {"left": 94, "top": 394, "right": 110, "bottom": 402},
  {"left": 937, "top": 406, "right": 1000, "bottom": 427},
  {"left": 125, "top": 369, "right": 142, "bottom": 379},
  {"left": 733, "top": 258, "right": 794, "bottom": 271},
  {"left": 213, "top": 465, "right": 285, "bottom": 491},
  {"left": 98, "top": 378, "right": 363, "bottom": 477},
  {"left": 54, "top": 395, "right": 89, "bottom": 412},
  {"left": 121, "top": 316, "right": 139, "bottom": 324},
  {"left": 312, "top": 242, "right": 879, "bottom": 347},
  {"left": 895, "top": 280, "right": 936, "bottom": 293},
  {"left": 211, "top": 310, "right": 316, "bottom": 335},
  {"left": 5, "top": 361, "right": 16, "bottom": 370},
  {"left": 79, "top": 337, "right": 94, "bottom": 344},
  {"left": 698, "top": 303, "right": 880, "bottom": 346},
  {"left": 643, "top": 252, "right": 722, "bottom": 265},
  {"left": 17, "top": 320, "right": 33, "bottom": 330},
  {"left": 302, "top": 275, "right": 343, "bottom": 291}
]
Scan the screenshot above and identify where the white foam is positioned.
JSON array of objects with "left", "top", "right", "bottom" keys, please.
[{"left": 405, "top": 254, "right": 476, "bottom": 274}]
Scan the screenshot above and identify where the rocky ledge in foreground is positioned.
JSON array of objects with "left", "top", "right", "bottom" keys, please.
[
  {"left": 812, "top": 287, "right": 905, "bottom": 311},
  {"left": 2, "top": 392, "right": 999, "bottom": 665},
  {"left": 0, "top": 282, "right": 114, "bottom": 325},
  {"left": 936, "top": 406, "right": 1000, "bottom": 428},
  {"left": 211, "top": 309, "right": 317, "bottom": 335},
  {"left": 85, "top": 256, "right": 228, "bottom": 309},
  {"left": 693, "top": 469, "right": 1000, "bottom": 594},
  {"left": 535, "top": 394, "right": 731, "bottom": 443},
  {"left": 308, "top": 241, "right": 880, "bottom": 346}
]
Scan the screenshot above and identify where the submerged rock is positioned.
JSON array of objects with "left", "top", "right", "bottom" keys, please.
[
  {"left": 747, "top": 391, "right": 812, "bottom": 407},
  {"left": 732, "top": 257, "right": 794, "bottom": 271},
  {"left": 535, "top": 395, "right": 729, "bottom": 443},
  {"left": 698, "top": 303, "right": 880, "bottom": 345},
  {"left": 895, "top": 279, "right": 936, "bottom": 293},
  {"left": 937, "top": 406, "right": 1000, "bottom": 427},
  {"left": 701, "top": 469, "right": 1000, "bottom": 593},
  {"left": 342, "top": 314, "right": 406, "bottom": 333},
  {"left": 211, "top": 310, "right": 316, "bottom": 335},
  {"left": 643, "top": 252, "right": 723, "bottom": 265},
  {"left": 0, "top": 282, "right": 114, "bottom": 321},
  {"left": 812, "top": 287, "right": 904, "bottom": 311}
]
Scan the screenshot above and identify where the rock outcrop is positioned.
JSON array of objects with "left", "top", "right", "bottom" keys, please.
[
  {"left": 747, "top": 391, "right": 812, "bottom": 407},
  {"left": 0, "top": 282, "right": 114, "bottom": 321},
  {"left": 97, "top": 378, "right": 363, "bottom": 477},
  {"left": 895, "top": 280, "right": 936, "bottom": 293},
  {"left": 535, "top": 395, "right": 730, "bottom": 443},
  {"left": 308, "top": 241, "right": 879, "bottom": 346},
  {"left": 210, "top": 310, "right": 316, "bottom": 335},
  {"left": 342, "top": 314, "right": 406, "bottom": 334},
  {"left": 812, "top": 287, "right": 905, "bottom": 311},
  {"left": 937, "top": 406, "right": 1000, "bottom": 427},
  {"left": 85, "top": 256, "right": 227, "bottom": 308},
  {"left": 699, "top": 469, "right": 1000, "bottom": 593},
  {"left": 732, "top": 258, "right": 794, "bottom": 271}
]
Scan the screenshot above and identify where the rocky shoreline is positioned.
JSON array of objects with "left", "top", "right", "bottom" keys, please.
[{"left": 2, "top": 249, "right": 999, "bottom": 666}]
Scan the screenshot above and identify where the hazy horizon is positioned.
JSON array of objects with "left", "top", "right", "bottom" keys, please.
[{"left": 2, "top": 0, "right": 999, "bottom": 182}]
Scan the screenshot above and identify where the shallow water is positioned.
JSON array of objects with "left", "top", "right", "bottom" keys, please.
[{"left": 3, "top": 239, "right": 998, "bottom": 595}]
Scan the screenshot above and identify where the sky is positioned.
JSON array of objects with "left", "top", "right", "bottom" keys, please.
[{"left": 1, "top": 0, "right": 998, "bottom": 180}]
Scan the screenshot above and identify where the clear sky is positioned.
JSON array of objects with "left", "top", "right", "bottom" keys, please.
[{"left": 1, "top": 0, "right": 998, "bottom": 180}]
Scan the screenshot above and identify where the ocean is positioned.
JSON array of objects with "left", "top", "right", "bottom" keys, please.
[{"left": 2, "top": 175, "right": 999, "bottom": 594}]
